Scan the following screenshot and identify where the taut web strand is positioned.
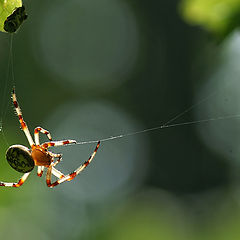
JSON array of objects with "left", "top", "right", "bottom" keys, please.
[{"left": 74, "top": 113, "right": 240, "bottom": 146}]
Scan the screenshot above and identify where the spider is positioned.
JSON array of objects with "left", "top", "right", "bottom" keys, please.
[{"left": 0, "top": 88, "right": 100, "bottom": 188}]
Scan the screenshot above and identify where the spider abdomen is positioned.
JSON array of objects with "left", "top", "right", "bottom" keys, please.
[
  {"left": 6, "top": 145, "right": 34, "bottom": 173},
  {"left": 31, "top": 147, "right": 52, "bottom": 167}
]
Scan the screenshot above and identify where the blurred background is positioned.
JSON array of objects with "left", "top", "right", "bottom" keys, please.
[{"left": 0, "top": 0, "right": 240, "bottom": 239}]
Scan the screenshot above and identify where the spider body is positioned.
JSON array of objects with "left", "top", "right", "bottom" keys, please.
[
  {"left": 6, "top": 145, "right": 34, "bottom": 173},
  {"left": 31, "top": 145, "right": 52, "bottom": 167},
  {"left": 0, "top": 89, "right": 100, "bottom": 188}
]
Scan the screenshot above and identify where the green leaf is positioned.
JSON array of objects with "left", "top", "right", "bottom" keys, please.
[{"left": 179, "top": 0, "right": 240, "bottom": 38}]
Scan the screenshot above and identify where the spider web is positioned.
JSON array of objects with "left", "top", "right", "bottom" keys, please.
[
  {"left": 74, "top": 105, "right": 240, "bottom": 146},
  {"left": 0, "top": 34, "right": 15, "bottom": 148},
  {"left": 1, "top": 35, "right": 240, "bottom": 148}
]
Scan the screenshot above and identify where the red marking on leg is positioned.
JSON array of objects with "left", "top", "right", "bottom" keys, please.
[
  {"left": 68, "top": 172, "right": 77, "bottom": 181},
  {"left": 0, "top": 183, "right": 5, "bottom": 186},
  {"left": 42, "top": 142, "right": 55, "bottom": 148},
  {"left": 52, "top": 182, "right": 59, "bottom": 187},
  {"left": 46, "top": 179, "right": 59, "bottom": 188},
  {"left": 13, "top": 101, "right": 18, "bottom": 108},
  {"left": 63, "top": 140, "right": 70, "bottom": 145},
  {"left": 42, "top": 143, "right": 47, "bottom": 148},
  {"left": 18, "top": 116, "right": 27, "bottom": 130},
  {"left": 95, "top": 141, "right": 100, "bottom": 151},
  {"left": 84, "top": 160, "right": 90, "bottom": 167},
  {"left": 21, "top": 122, "right": 27, "bottom": 129},
  {"left": 14, "top": 179, "right": 24, "bottom": 187},
  {"left": 35, "top": 128, "right": 53, "bottom": 141},
  {"left": 19, "top": 179, "right": 24, "bottom": 185}
]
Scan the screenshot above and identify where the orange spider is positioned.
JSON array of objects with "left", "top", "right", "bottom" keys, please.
[{"left": 1, "top": 88, "right": 100, "bottom": 188}]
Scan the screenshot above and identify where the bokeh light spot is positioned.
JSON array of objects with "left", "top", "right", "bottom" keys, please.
[
  {"left": 195, "top": 31, "right": 240, "bottom": 164},
  {"left": 45, "top": 100, "right": 149, "bottom": 202},
  {"left": 34, "top": 0, "right": 139, "bottom": 91}
]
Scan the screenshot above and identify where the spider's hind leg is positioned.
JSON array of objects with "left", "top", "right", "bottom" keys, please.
[
  {"left": 0, "top": 172, "right": 31, "bottom": 187},
  {"left": 46, "top": 141, "right": 100, "bottom": 188}
]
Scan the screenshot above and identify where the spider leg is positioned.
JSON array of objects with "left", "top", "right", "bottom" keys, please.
[
  {"left": 37, "top": 153, "right": 62, "bottom": 177},
  {"left": 52, "top": 167, "right": 64, "bottom": 179},
  {"left": 34, "top": 127, "right": 54, "bottom": 177},
  {"left": 46, "top": 141, "right": 100, "bottom": 188},
  {"left": 12, "top": 88, "right": 35, "bottom": 147},
  {"left": 34, "top": 126, "right": 53, "bottom": 145},
  {"left": 37, "top": 166, "right": 44, "bottom": 177},
  {"left": 0, "top": 172, "right": 31, "bottom": 187},
  {"left": 41, "top": 140, "right": 77, "bottom": 148},
  {"left": 50, "top": 152, "right": 62, "bottom": 167}
]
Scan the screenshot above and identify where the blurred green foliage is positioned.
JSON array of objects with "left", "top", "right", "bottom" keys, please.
[
  {"left": 180, "top": 0, "right": 240, "bottom": 38},
  {"left": 1, "top": 0, "right": 240, "bottom": 239}
]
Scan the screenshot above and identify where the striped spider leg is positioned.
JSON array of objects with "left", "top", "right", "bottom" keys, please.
[
  {"left": 45, "top": 141, "right": 100, "bottom": 188},
  {"left": 0, "top": 88, "right": 100, "bottom": 188},
  {"left": 12, "top": 87, "right": 34, "bottom": 147}
]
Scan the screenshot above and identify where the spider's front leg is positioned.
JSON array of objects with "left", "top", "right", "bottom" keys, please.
[
  {"left": 41, "top": 139, "right": 77, "bottom": 148},
  {"left": 0, "top": 172, "right": 30, "bottom": 187},
  {"left": 34, "top": 126, "right": 53, "bottom": 145},
  {"left": 12, "top": 88, "right": 35, "bottom": 147},
  {"left": 46, "top": 141, "right": 100, "bottom": 188}
]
